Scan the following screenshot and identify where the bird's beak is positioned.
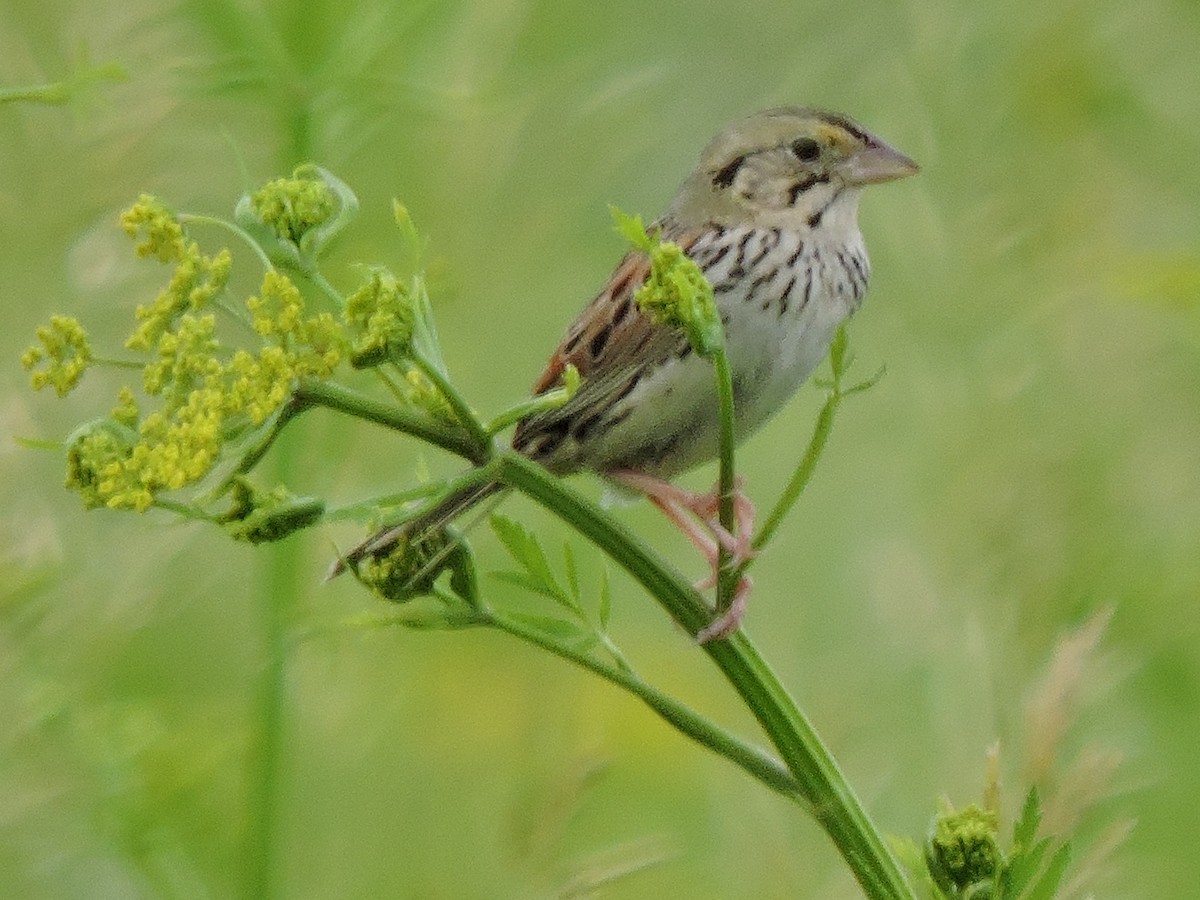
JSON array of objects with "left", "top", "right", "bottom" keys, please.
[{"left": 838, "top": 139, "right": 920, "bottom": 186}]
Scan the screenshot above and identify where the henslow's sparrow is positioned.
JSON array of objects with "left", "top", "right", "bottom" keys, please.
[{"left": 338, "top": 107, "right": 918, "bottom": 640}]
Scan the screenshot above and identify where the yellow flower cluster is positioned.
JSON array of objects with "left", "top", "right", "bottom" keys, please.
[
  {"left": 122, "top": 196, "right": 233, "bottom": 352},
  {"left": 246, "top": 269, "right": 343, "bottom": 376},
  {"left": 120, "top": 193, "right": 185, "bottom": 262},
  {"left": 67, "top": 264, "right": 347, "bottom": 511},
  {"left": 45, "top": 190, "right": 448, "bottom": 514},
  {"left": 250, "top": 169, "right": 337, "bottom": 245},
  {"left": 21, "top": 315, "right": 93, "bottom": 397}
]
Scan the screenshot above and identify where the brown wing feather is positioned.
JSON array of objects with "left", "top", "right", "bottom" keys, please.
[{"left": 513, "top": 220, "right": 705, "bottom": 463}]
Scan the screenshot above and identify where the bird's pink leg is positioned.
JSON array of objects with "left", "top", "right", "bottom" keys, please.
[
  {"left": 610, "top": 470, "right": 757, "bottom": 641},
  {"left": 610, "top": 470, "right": 757, "bottom": 565}
]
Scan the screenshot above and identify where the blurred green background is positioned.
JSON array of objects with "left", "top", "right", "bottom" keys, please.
[{"left": 2, "top": 1, "right": 1198, "bottom": 897}]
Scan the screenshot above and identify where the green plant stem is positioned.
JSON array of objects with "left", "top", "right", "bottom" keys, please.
[
  {"left": 711, "top": 346, "right": 738, "bottom": 610},
  {"left": 482, "top": 607, "right": 807, "bottom": 803},
  {"left": 300, "top": 265, "right": 344, "bottom": 309},
  {"left": 494, "top": 450, "right": 914, "bottom": 900},
  {"left": 221, "top": 396, "right": 308, "bottom": 490},
  {"left": 180, "top": 213, "right": 274, "bottom": 270},
  {"left": 410, "top": 352, "right": 493, "bottom": 456},
  {"left": 484, "top": 387, "right": 573, "bottom": 435},
  {"left": 0, "top": 83, "right": 70, "bottom": 105},
  {"left": 292, "top": 378, "right": 487, "bottom": 464},
  {"left": 749, "top": 384, "right": 841, "bottom": 558}
]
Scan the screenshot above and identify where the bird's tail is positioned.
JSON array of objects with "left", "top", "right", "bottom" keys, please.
[{"left": 326, "top": 480, "right": 505, "bottom": 581}]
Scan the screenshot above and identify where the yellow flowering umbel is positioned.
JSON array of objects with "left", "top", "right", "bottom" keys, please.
[
  {"left": 21, "top": 316, "right": 93, "bottom": 396},
  {"left": 30, "top": 178, "right": 454, "bottom": 522},
  {"left": 51, "top": 193, "right": 359, "bottom": 513}
]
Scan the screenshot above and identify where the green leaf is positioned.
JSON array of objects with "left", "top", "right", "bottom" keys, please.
[
  {"left": 391, "top": 199, "right": 425, "bottom": 275},
  {"left": 889, "top": 836, "right": 950, "bottom": 899},
  {"left": 1002, "top": 838, "right": 1049, "bottom": 899},
  {"left": 563, "top": 541, "right": 581, "bottom": 605},
  {"left": 844, "top": 364, "right": 887, "bottom": 396},
  {"left": 1022, "top": 842, "right": 1070, "bottom": 900},
  {"left": 505, "top": 611, "right": 590, "bottom": 642},
  {"left": 297, "top": 165, "right": 360, "bottom": 258},
  {"left": 1012, "top": 787, "right": 1041, "bottom": 854},
  {"left": 598, "top": 568, "right": 613, "bottom": 630},
  {"left": 490, "top": 569, "right": 567, "bottom": 603},
  {"left": 408, "top": 274, "right": 448, "bottom": 377},
  {"left": 490, "top": 514, "right": 562, "bottom": 593},
  {"left": 1013, "top": 787, "right": 1042, "bottom": 850},
  {"left": 13, "top": 435, "right": 62, "bottom": 451},
  {"left": 610, "top": 206, "right": 653, "bottom": 251},
  {"left": 568, "top": 631, "right": 601, "bottom": 655}
]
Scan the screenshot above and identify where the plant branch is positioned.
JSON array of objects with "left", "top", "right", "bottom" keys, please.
[
  {"left": 409, "top": 351, "right": 493, "bottom": 458},
  {"left": 711, "top": 346, "right": 738, "bottom": 610},
  {"left": 749, "top": 384, "right": 840, "bottom": 558},
  {"left": 493, "top": 449, "right": 914, "bottom": 900},
  {"left": 483, "top": 606, "right": 808, "bottom": 804},
  {"left": 293, "top": 378, "right": 487, "bottom": 464}
]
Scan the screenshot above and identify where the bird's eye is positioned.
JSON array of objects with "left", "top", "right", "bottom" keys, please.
[{"left": 790, "top": 138, "right": 821, "bottom": 162}]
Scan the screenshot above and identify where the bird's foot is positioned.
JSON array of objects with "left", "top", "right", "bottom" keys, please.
[{"left": 610, "top": 470, "right": 757, "bottom": 640}]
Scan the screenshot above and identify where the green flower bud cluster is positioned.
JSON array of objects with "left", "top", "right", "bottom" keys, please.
[
  {"left": 926, "top": 804, "right": 1001, "bottom": 896},
  {"left": 612, "top": 207, "right": 722, "bottom": 357},
  {"left": 356, "top": 524, "right": 477, "bottom": 608},
  {"left": 907, "top": 786, "right": 1071, "bottom": 900},
  {"left": 249, "top": 170, "right": 337, "bottom": 246},
  {"left": 344, "top": 268, "right": 413, "bottom": 367},
  {"left": 221, "top": 478, "right": 325, "bottom": 544}
]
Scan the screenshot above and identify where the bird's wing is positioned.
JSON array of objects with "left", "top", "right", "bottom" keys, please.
[{"left": 512, "top": 222, "right": 705, "bottom": 461}]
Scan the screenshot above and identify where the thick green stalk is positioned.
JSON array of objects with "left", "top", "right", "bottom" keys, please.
[
  {"left": 494, "top": 451, "right": 914, "bottom": 900},
  {"left": 293, "top": 379, "right": 487, "bottom": 464},
  {"left": 246, "top": 432, "right": 300, "bottom": 900}
]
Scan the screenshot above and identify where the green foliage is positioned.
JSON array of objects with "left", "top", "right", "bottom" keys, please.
[
  {"left": 489, "top": 514, "right": 626, "bottom": 665},
  {"left": 220, "top": 478, "right": 325, "bottom": 544},
  {"left": 354, "top": 525, "right": 479, "bottom": 610},
  {"left": 898, "top": 788, "right": 1072, "bottom": 900},
  {"left": 21, "top": 179, "right": 471, "bottom": 520},
  {"left": 926, "top": 804, "right": 1001, "bottom": 895}
]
